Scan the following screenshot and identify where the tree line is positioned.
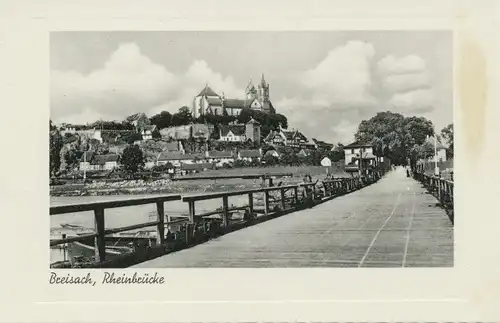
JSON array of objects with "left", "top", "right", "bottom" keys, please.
[{"left": 353, "top": 111, "right": 454, "bottom": 170}]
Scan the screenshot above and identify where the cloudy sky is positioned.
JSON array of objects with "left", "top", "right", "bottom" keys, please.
[{"left": 50, "top": 31, "right": 452, "bottom": 144}]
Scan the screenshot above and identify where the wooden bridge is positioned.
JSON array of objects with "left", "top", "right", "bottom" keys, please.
[
  {"left": 50, "top": 168, "right": 453, "bottom": 268},
  {"left": 133, "top": 167, "right": 453, "bottom": 268}
]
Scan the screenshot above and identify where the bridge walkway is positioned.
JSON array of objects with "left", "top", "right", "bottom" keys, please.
[{"left": 134, "top": 167, "right": 454, "bottom": 268}]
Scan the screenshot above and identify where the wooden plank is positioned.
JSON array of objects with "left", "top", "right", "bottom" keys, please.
[
  {"left": 156, "top": 201, "right": 165, "bottom": 245},
  {"left": 133, "top": 168, "right": 453, "bottom": 268},
  {"left": 182, "top": 184, "right": 298, "bottom": 202},
  {"left": 93, "top": 207, "right": 106, "bottom": 263},
  {"left": 50, "top": 194, "right": 182, "bottom": 215},
  {"left": 222, "top": 196, "right": 229, "bottom": 227}
]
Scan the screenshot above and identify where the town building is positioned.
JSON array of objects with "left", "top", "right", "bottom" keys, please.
[
  {"left": 140, "top": 125, "right": 157, "bottom": 141},
  {"left": 205, "top": 150, "right": 235, "bottom": 167},
  {"left": 343, "top": 141, "right": 377, "bottom": 167},
  {"left": 156, "top": 152, "right": 205, "bottom": 167},
  {"left": 238, "top": 149, "right": 262, "bottom": 162},
  {"left": 192, "top": 74, "right": 276, "bottom": 118},
  {"left": 92, "top": 154, "right": 120, "bottom": 171},
  {"left": 313, "top": 138, "right": 334, "bottom": 151},
  {"left": 218, "top": 119, "right": 261, "bottom": 143},
  {"left": 264, "top": 127, "right": 311, "bottom": 148}
]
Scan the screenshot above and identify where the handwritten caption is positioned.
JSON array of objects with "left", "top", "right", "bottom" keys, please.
[{"left": 49, "top": 272, "right": 165, "bottom": 286}]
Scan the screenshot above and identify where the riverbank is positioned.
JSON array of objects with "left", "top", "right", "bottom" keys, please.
[{"left": 50, "top": 165, "right": 347, "bottom": 197}]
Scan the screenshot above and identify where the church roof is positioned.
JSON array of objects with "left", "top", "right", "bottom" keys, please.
[
  {"left": 197, "top": 85, "right": 219, "bottom": 97},
  {"left": 245, "top": 80, "right": 257, "bottom": 93},
  {"left": 206, "top": 97, "right": 222, "bottom": 106},
  {"left": 223, "top": 99, "right": 251, "bottom": 109},
  {"left": 262, "top": 101, "right": 275, "bottom": 113}
]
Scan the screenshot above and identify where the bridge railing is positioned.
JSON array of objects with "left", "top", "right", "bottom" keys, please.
[
  {"left": 50, "top": 172, "right": 385, "bottom": 268},
  {"left": 413, "top": 172, "right": 454, "bottom": 223},
  {"left": 50, "top": 194, "right": 183, "bottom": 265}
]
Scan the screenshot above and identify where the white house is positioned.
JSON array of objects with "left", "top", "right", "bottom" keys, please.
[
  {"left": 219, "top": 125, "right": 247, "bottom": 142},
  {"left": 156, "top": 152, "right": 205, "bottom": 167},
  {"left": 343, "top": 141, "right": 377, "bottom": 167},
  {"left": 92, "top": 154, "right": 120, "bottom": 171},
  {"left": 141, "top": 125, "right": 156, "bottom": 141},
  {"left": 238, "top": 149, "right": 262, "bottom": 162},
  {"left": 79, "top": 151, "right": 95, "bottom": 171}
]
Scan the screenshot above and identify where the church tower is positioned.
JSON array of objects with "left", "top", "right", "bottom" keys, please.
[
  {"left": 245, "top": 79, "right": 258, "bottom": 101},
  {"left": 258, "top": 74, "right": 270, "bottom": 103}
]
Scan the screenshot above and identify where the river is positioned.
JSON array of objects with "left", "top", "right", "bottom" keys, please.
[{"left": 50, "top": 193, "right": 264, "bottom": 264}]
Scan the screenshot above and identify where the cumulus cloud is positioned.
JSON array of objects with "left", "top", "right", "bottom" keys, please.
[
  {"left": 301, "top": 41, "right": 377, "bottom": 108},
  {"left": 51, "top": 42, "right": 243, "bottom": 124},
  {"left": 376, "top": 54, "right": 436, "bottom": 114},
  {"left": 276, "top": 46, "right": 440, "bottom": 144}
]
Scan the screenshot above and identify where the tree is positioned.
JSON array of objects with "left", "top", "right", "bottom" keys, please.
[
  {"left": 121, "top": 144, "right": 145, "bottom": 173},
  {"left": 441, "top": 123, "right": 454, "bottom": 158},
  {"left": 171, "top": 106, "right": 193, "bottom": 126},
  {"left": 152, "top": 128, "right": 161, "bottom": 140},
  {"left": 355, "top": 111, "right": 434, "bottom": 166},
  {"left": 49, "top": 130, "right": 63, "bottom": 177},
  {"left": 150, "top": 111, "right": 173, "bottom": 130}
]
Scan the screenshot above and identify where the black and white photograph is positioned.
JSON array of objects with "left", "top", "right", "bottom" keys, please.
[{"left": 49, "top": 31, "right": 454, "bottom": 269}]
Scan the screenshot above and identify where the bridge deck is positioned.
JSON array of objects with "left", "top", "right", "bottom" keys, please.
[{"left": 134, "top": 168, "right": 454, "bottom": 268}]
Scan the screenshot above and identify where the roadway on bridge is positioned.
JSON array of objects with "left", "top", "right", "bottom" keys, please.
[{"left": 134, "top": 167, "right": 453, "bottom": 268}]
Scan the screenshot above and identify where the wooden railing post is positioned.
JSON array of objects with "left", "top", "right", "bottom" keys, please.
[
  {"left": 93, "top": 207, "right": 106, "bottom": 264},
  {"left": 280, "top": 188, "right": 286, "bottom": 210},
  {"left": 311, "top": 184, "right": 316, "bottom": 200},
  {"left": 156, "top": 201, "right": 165, "bottom": 246},
  {"left": 293, "top": 186, "right": 298, "bottom": 205},
  {"left": 222, "top": 196, "right": 229, "bottom": 227},
  {"left": 248, "top": 192, "right": 254, "bottom": 215},
  {"left": 264, "top": 191, "right": 270, "bottom": 215},
  {"left": 188, "top": 201, "right": 196, "bottom": 223}
]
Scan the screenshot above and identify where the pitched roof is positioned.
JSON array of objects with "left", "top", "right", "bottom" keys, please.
[
  {"left": 197, "top": 85, "right": 219, "bottom": 97},
  {"left": 158, "top": 152, "right": 204, "bottom": 161},
  {"left": 245, "top": 80, "right": 256, "bottom": 93},
  {"left": 220, "top": 125, "right": 246, "bottom": 137},
  {"left": 206, "top": 97, "right": 222, "bottom": 106},
  {"left": 207, "top": 150, "right": 234, "bottom": 158},
  {"left": 92, "top": 154, "right": 120, "bottom": 165},
  {"left": 223, "top": 99, "right": 250, "bottom": 109},
  {"left": 264, "top": 149, "right": 279, "bottom": 156},
  {"left": 246, "top": 118, "right": 260, "bottom": 125},
  {"left": 239, "top": 150, "right": 262, "bottom": 158},
  {"left": 181, "top": 153, "right": 205, "bottom": 160},
  {"left": 262, "top": 101, "right": 275, "bottom": 113},
  {"left": 157, "top": 152, "right": 183, "bottom": 161},
  {"left": 344, "top": 141, "right": 373, "bottom": 149}
]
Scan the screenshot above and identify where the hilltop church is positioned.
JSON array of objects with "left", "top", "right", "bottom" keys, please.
[{"left": 192, "top": 74, "right": 276, "bottom": 118}]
